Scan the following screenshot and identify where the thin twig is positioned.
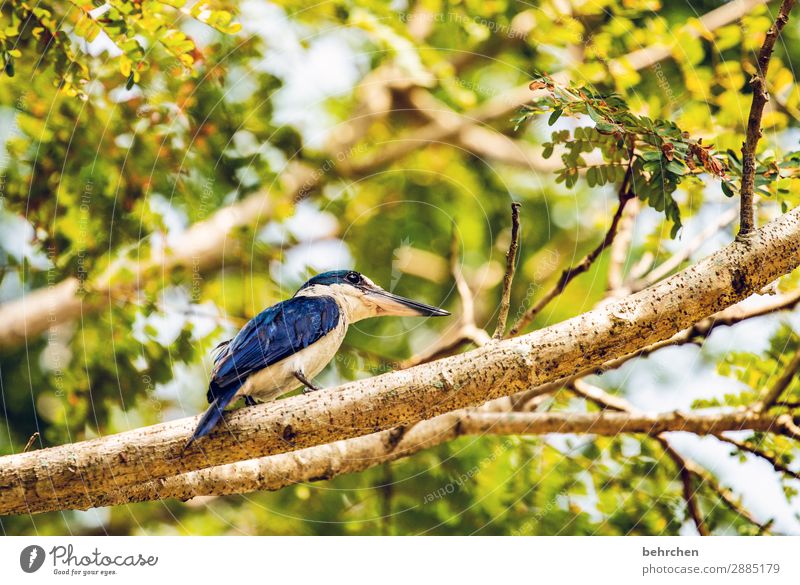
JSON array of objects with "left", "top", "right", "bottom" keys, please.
[
  {"left": 739, "top": 0, "right": 797, "bottom": 237},
  {"left": 660, "top": 439, "right": 711, "bottom": 536},
  {"left": 754, "top": 345, "right": 800, "bottom": 412},
  {"left": 494, "top": 202, "right": 521, "bottom": 339},
  {"left": 23, "top": 432, "right": 39, "bottom": 453},
  {"left": 607, "top": 199, "right": 639, "bottom": 295},
  {"left": 716, "top": 434, "right": 800, "bottom": 481},
  {"left": 632, "top": 206, "right": 738, "bottom": 291},
  {"left": 673, "top": 445, "right": 774, "bottom": 533},
  {"left": 400, "top": 230, "right": 490, "bottom": 368},
  {"left": 507, "top": 161, "right": 635, "bottom": 337}
]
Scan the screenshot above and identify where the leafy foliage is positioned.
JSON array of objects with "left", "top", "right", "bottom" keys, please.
[
  {"left": 515, "top": 76, "right": 732, "bottom": 237},
  {"left": 1, "top": 0, "right": 799, "bottom": 537},
  {"left": 0, "top": 1, "right": 240, "bottom": 97}
]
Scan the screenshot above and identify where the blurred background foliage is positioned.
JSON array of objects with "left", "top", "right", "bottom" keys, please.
[{"left": 1, "top": 0, "right": 800, "bottom": 535}]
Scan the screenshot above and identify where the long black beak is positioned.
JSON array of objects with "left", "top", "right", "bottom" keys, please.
[{"left": 366, "top": 287, "right": 450, "bottom": 317}]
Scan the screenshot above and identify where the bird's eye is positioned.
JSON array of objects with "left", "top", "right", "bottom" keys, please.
[{"left": 346, "top": 272, "right": 361, "bottom": 284}]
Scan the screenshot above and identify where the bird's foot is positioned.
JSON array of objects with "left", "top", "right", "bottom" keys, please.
[
  {"left": 243, "top": 396, "right": 257, "bottom": 407},
  {"left": 294, "top": 371, "right": 322, "bottom": 394}
]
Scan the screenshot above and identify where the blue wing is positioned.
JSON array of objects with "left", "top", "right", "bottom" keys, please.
[{"left": 207, "top": 295, "right": 341, "bottom": 402}]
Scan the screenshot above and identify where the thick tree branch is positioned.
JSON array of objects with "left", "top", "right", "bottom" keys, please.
[
  {"left": 739, "top": 0, "right": 796, "bottom": 236},
  {"left": 594, "top": 288, "right": 800, "bottom": 374},
  {"left": 22, "top": 408, "right": 799, "bottom": 511},
  {"left": 104, "top": 282, "right": 800, "bottom": 513},
  {"left": 503, "top": 288, "right": 800, "bottom": 411},
  {"left": 1, "top": 205, "right": 799, "bottom": 515}
]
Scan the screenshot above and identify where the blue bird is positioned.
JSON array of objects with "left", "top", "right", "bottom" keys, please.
[{"left": 185, "top": 270, "right": 449, "bottom": 448}]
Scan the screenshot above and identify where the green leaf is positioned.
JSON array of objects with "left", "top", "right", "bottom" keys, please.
[
  {"left": 721, "top": 181, "right": 735, "bottom": 198},
  {"left": 587, "top": 166, "right": 597, "bottom": 187},
  {"left": 666, "top": 160, "right": 687, "bottom": 176}
]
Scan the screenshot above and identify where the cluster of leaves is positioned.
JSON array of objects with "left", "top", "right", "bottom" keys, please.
[
  {"left": 724, "top": 149, "right": 800, "bottom": 213},
  {"left": 515, "top": 76, "right": 732, "bottom": 237},
  {"left": 0, "top": 3, "right": 89, "bottom": 94},
  {"left": 0, "top": 1, "right": 241, "bottom": 97}
]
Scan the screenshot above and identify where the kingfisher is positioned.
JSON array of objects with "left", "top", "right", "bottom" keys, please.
[{"left": 186, "top": 269, "right": 449, "bottom": 447}]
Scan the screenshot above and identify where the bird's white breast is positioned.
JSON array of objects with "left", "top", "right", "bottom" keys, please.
[{"left": 236, "top": 315, "right": 347, "bottom": 402}]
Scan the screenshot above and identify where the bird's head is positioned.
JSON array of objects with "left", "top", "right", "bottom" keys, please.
[{"left": 295, "top": 270, "right": 450, "bottom": 323}]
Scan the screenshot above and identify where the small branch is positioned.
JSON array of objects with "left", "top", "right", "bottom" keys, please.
[
  {"left": 400, "top": 231, "right": 490, "bottom": 369},
  {"left": 661, "top": 439, "right": 711, "bottom": 536},
  {"left": 671, "top": 442, "right": 773, "bottom": 533},
  {"left": 776, "top": 414, "right": 800, "bottom": 441},
  {"left": 494, "top": 202, "right": 521, "bottom": 339},
  {"left": 716, "top": 434, "right": 800, "bottom": 481},
  {"left": 632, "top": 206, "right": 738, "bottom": 292},
  {"left": 22, "top": 432, "right": 39, "bottom": 453},
  {"left": 739, "top": 0, "right": 797, "bottom": 237},
  {"left": 508, "top": 163, "right": 634, "bottom": 337},
  {"left": 607, "top": 199, "right": 639, "bottom": 295},
  {"left": 754, "top": 345, "right": 800, "bottom": 412}
]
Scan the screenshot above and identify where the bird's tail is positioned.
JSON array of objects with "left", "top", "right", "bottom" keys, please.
[{"left": 184, "top": 382, "right": 240, "bottom": 451}]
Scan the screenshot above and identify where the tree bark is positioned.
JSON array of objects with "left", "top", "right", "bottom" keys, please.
[
  {"left": 74, "top": 409, "right": 798, "bottom": 510},
  {"left": 1, "top": 205, "right": 799, "bottom": 516}
]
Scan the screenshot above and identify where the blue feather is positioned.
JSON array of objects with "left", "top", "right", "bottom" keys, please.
[{"left": 185, "top": 381, "right": 241, "bottom": 449}]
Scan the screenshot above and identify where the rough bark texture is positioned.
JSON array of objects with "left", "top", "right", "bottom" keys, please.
[
  {"left": 78, "top": 409, "right": 797, "bottom": 509},
  {"left": 1, "top": 205, "right": 799, "bottom": 516}
]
